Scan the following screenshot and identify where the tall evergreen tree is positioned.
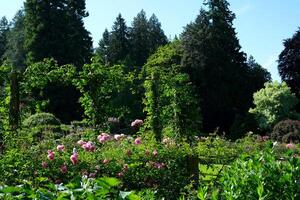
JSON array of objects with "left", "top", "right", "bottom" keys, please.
[
  {"left": 109, "top": 14, "right": 130, "bottom": 64},
  {"left": 24, "top": 0, "right": 92, "bottom": 68},
  {"left": 278, "top": 28, "right": 300, "bottom": 111},
  {"left": 4, "top": 10, "right": 26, "bottom": 70},
  {"left": 148, "top": 14, "right": 168, "bottom": 53},
  {"left": 181, "top": 0, "right": 248, "bottom": 133},
  {"left": 129, "top": 10, "right": 150, "bottom": 67},
  {"left": 24, "top": 0, "right": 92, "bottom": 122},
  {"left": 96, "top": 28, "right": 111, "bottom": 64},
  {"left": 0, "top": 17, "right": 9, "bottom": 64},
  {"left": 129, "top": 11, "right": 168, "bottom": 67}
]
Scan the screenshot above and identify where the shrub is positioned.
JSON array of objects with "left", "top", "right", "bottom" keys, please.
[
  {"left": 249, "top": 81, "right": 299, "bottom": 130},
  {"left": 198, "top": 145, "right": 300, "bottom": 200},
  {"left": 272, "top": 119, "right": 300, "bottom": 143},
  {"left": 23, "top": 112, "right": 61, "bottom": 128}
]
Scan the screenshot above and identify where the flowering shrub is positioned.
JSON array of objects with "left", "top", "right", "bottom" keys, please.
[{"left": 27, "top": 132, "right": 192, "bottom": 199}]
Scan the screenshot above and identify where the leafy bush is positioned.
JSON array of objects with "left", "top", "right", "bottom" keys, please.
[
  {"left": 198, "top": 145, "right": 300, "bottom": 200},
  {"left": 0, "top": 176, "right": 141, "bottom": 199},
  {"left": 249, "top": 81, "right": 299, "bottom": 130},
  {"left": 23, "top": 112, "right": 61, "bottom": 128},
  {"left": 272, "top": 119, "right": 300, "bottom": 143}
]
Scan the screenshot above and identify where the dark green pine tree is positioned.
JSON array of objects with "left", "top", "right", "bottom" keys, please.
[
  {"left": 4, "top": 10, "right": 26, "bottom": 70},
  {"left": 148, "top": 14, "right": 168, "bottom": 54},
  {"left": 24, "top": 0, "right": 92, "bottom": 68},
  {"left": 278, "top": 28, "right": 300, "bottom": 112},
  {"left": 182, "top": 0, "right": 248, "bottom": 133},
  {"left": 129, "top": 10, "right": 150, "bottom": 67},
  {"left": 109, "top": 14, "right": 130, "bottom": 64},
  {"left": 0, "top": 17, "right": 9, "bottom": 64},
  {"left": 96, "top": 28, "right": 111, "bottom": 64}
]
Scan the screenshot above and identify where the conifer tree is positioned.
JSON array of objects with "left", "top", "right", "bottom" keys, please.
[
  {"left": 0, "top": 17, "right": 9, "bottom": 64},
  {"left": 181, "top": 0, "right": 248, "bottom": 133},
  {"left": 97, "top": 28, "right": 111, "bottom": 64},
  {"left": 278, "top": 28, "right": 300, "bottom": 109},
  {"left": 109, "top": 14, "right": 130, "bottom": 64},
  {"left": 24, "top": 0, "right": 92, "bottom": 68}
]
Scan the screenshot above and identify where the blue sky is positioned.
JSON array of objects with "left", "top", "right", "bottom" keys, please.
[{"left": 1, "top": 0, "right": 300, "bottom": 81}]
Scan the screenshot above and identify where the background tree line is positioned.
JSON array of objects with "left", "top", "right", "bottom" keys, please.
[{"left": 0, "top": 0, "right": 299, "bottom": 143}]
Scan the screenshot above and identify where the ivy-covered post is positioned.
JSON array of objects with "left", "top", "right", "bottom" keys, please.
[
  {"left": 150, "top": 70, "right": 162, "bottom": 141},
  {"left": 9, "top": 69, "right": 20, "bottom": 131}
]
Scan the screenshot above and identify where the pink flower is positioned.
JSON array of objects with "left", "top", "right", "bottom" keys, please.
[
  {"left": 153, "top": 149, "right": 158, "bottom": 157},
  {"left": 70, "top": 152, "right": 78, "bottom": 165},
  {"left": 47, "top": 150, "right": 55, "bottom": 161},
  {"left": 89, "top": 172, "right": 97, "bottom": 178},
  {"left": 98, "top": 133, "right": 111, "bottom": 143},
  {"left": 57, "top": 144, "right": 65, "bottom": 152},
  {"left": 117, "top": 172, "right": 124, "bottom": 177},
  {"left": 286, "top": 143, "right": 295, "bottom": 149},
  {"left": 131, "top": 119, "right": 143, "bottom": 128},
  {"left": 60, "top": 164, "right": 68, "bottom": 174},
  {"left": 82, "top": 141, "right": 95, "bottom": 152},
  {"left": 42, "top": 161, "right": 48, "bottom": 169},
  {"left": 114, "top": 134, "right": 125, "bottom": 141},
  {"left": 77, "top": 140, "right": 86, "bottom": 146},
  {"left": 134, "top": 137, "right": 142, "bottom": 145},
  {"left": 154, "top": 162, "right": 166, "bottom": 169},
  {"left": 103, "top": 159, "right": 110, "bottom": 165},
  {"left": 55, "top": 179, "right": 62, "bottom": 184}
]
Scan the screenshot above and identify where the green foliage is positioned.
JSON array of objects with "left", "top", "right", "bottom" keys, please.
[
  {"left": 0, "top": 176, "right": 138, "bottom": 199},
  {"left": 249, "top": 81, "right": 299, "bottom": 130},
  {"left": 206, "top": 146, "right": 300, "bottom": 200},
  {"left": 272, "top": 119, "right": 300, "bottom": 143},
  {"left": 278, "top": 28, "right": 300, "bottom": 103},
  {"left": 143, "top": 41, "right": 201, "bottom": 141},
  {"left": 4, "top": 10, "right": 26, "bottom": 70},
  {"left": 129, "top": 10, "right": 168, "bottom": 67},
  {"left": 75, "top": 59, "right": 129, "bottom": 126},
  {"left": 23, "top": 112, "right": 61, "bottom": 128},
  {"left": 24, "top": 0, "right": 92, "bottom": 67},
  {"left": 0, "top": 16, "right": 9, "bottom": 64},
  {"left": 23, "top": 58, "right": 80, "bottom": 123},
  {"left": 181, "top": 0, "right": 269, "bottom": 137}
]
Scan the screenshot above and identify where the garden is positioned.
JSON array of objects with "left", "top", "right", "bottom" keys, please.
[{"left": 1, "top": 0, "right": 300, "bottom": 199}]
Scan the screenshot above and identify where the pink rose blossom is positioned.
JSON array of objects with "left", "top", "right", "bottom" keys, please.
[
  {"left": 98, "top": 133, "right": 111, "bottom": 143},
  {"left": 131, "top": 119, "right": 143, "bottom": 128},
  {"left": 134, "top": 137, "right": 142, "bottom": 145},
  {"left": 286, "top": 143, "right": 295, "bottom": 149},
  {"left": 153, "top": 149, "right": 158, "bottom": 157},
  {"left": 89, "top": 172, "right": 97, "bottom": 178},
  {"left": 77, "top": 140, "right": 86, "bottom": 146},
  {"left": 70, "top": 152, "right": 78, "bottom": 165},
  {"left": 82, "top": 141, "right": 95, "bottom": 152},
  {"left": 42, "top": 161, "right": 48, "bottom": 168},
  {"left": 103, "top": 159, "right": 110, "bottom": 165},
  {"left": 57, "top": 144, "right": 65, "bottom": 152},
  {"left": 114, "top": 134, "right": 125, "bottom": 141},
  {"left": 117, "top": 172, "right": 124, "bottom": 177},
  {"left": 60, "top": 164, "right": 68, "bottom": 174},
  {"left": 47, "top": 150, "right": 55, "bottom": 161}
]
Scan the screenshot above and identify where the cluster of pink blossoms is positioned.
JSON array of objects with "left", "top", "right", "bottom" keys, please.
[
  {"left": 286, "top": 143, "right": 295, "bottom": 149},
  {"left": 70, "top": 152, "right": 79, "bottom": 165},
  {"left": 131, "top": 119, "right": 143, "bottom": 128},
  {"left": 97, "top": 133, "right": 111, "bottom": 143},
  {"left": 77, "top": 140, "right": 96, "bottom": 152},
  {"left": 47, "top": 150, "right": 55, "bottom": 161}
]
